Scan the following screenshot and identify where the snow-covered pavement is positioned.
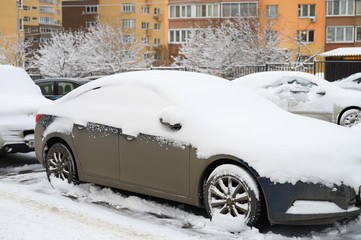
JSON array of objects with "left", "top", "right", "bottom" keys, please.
[{"left": 1, "top": 153, "right": 361, "bottom": 240}]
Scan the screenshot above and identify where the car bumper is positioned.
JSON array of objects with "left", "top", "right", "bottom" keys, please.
[
  {"left": 259, "top": 177, "right": 361, "bottom": 225},
  {"left": 0, "top": 130, "right": 35, "bottom": 153}
]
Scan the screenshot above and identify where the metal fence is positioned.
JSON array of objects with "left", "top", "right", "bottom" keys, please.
[{"left": 29, "top": 61, "right": 360, "bottom": 81}]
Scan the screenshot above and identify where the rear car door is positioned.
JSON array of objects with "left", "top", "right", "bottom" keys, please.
[{"left": 72, "top": 122, "right": 120, "bottom": 181}]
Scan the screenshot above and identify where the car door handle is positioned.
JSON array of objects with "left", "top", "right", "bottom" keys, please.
[
  {"left": 123, "top": 134, "right": 136, "bottom": 141},
  {"left": 75, "top": 124, "right": 85, "bottom": 130}
]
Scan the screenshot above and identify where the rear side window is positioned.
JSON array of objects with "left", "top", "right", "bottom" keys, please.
[
  {"left": 38, "top": 82, "right": 54, "bottom": 96},
  {"left": 58, "top": 82, "right": 80, "bottom": 95}
]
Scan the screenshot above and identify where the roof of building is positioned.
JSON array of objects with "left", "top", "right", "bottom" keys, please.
[{"left": 319, "top": 47, "right": 361, "bottom": 57}]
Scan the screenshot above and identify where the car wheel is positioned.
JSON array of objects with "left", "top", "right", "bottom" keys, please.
[
  {"left": 339, "top": 108, "right": 361, "bottom": 127},
  {"left": 204, "top": 164, "right": 262, "bottom": 227},
  {"left": 45, "top": 143, "right": 78, "bottom": 184}
]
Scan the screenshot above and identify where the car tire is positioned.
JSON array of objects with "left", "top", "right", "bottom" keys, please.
[
  {"left": 204, "top": 164, "right": 262, "bottom": 228},
  {"left": 45, "top": 143, "right": 78, "bottom": 184},
  {"left": 339, "top": 108, "right": 361, "bottom": 127}
]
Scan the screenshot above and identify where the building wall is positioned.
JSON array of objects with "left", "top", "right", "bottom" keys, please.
[
  {"left": 99, "top": 0, "right": 168, "bottom": 66},
  {"left": 62, "top": 0, "right": 99, "bottom": 31},
  {"left": 0, "top": 0, "right": 24, "bottom": 65},
  {"left": 325, "top": 0, "right": 361, "bottom": 51},
  {"left": 258, "top": 0, "right": 325, "bottom": 61}
]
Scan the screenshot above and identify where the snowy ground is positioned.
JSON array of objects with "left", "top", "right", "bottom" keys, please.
[{"left": 1, "top": 153, "right": 361, "bottom": 240}]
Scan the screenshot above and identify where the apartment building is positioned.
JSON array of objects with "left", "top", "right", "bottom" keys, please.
[
  {"left": 325, "top": 0, "right": 361, "bottom": 54},
  {"left": 260, "top": 0, "right": 325, "bottom": 61},
  {"left": 168, "top": 0, "right": 259, "bottom": 61},
  {"left": 62, "top": 0, "right": 99, "bottom": 30},
  {"left": 0, "top": 0, "right": 25, "bottom": 65}
]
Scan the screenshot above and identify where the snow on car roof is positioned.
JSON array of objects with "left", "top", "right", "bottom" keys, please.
[
  {"left": 39, "top": 70, "right": 361, "bottom": 189},
  {"left": 0, "top": 65, "right": 50, "bottom": 115}
]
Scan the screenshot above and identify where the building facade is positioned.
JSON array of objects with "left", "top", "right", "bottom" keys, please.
[
  {"left": 62, "top": 0, "right": 99, "bottom": 31},
  {"left": 325, "top": 0, "right": 361, "bottom": 55},
  {"left": 22, "top": 0, "right": 63, "bottom": 51}
]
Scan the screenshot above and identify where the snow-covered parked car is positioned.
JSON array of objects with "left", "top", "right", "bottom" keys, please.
[
  {"left": 35, "top": 71, "right": 361, "bottom": 230},
  {"left": 334, "top": 72, "right": 361, "bottom": 91},
  {"left": 233, "top": 71, "right": 361, "bottom": 127},
  {"left": 0, "top": 65, "right": 50, "bottom": 153}
]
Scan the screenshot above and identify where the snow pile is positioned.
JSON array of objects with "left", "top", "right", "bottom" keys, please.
[{"left": 39, "top": 71, "right": 361, "bottom": 190}]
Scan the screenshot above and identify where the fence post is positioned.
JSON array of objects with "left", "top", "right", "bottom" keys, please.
[{"left": 266, "top": 63, "right": 269, "bottom": 72}]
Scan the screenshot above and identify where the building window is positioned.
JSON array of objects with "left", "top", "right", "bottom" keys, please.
[
  {"left": 222, "top": 2, "right": 258, "bottom": 18},
  {"left": 142, "top": 7, "right": 149, "bottom": 14},
  {"left": 32, "top": 6, "right": 37, "bottom": 10},
  {"left": 154, "top": 8, "right": 160, "bottom": 15},
  {"left": 32, "top": 17, "right": 37, "bottom": 21},
  {"left": 19, "top": 19, "right": 23, "bottom": 30},
  {"left": 124, "top": 34, "right": 136, "bottom": 45},
  {"left": 326, "top": 26, "right": 354, "bottom": 42},
  {"left": 355, "top": 26, "right": 361, "bottom": 41},
  {"left": 141, "top": 22, "right": 149, "bottom": 30},
  {"left": 169, "top": 5, "right": 192, "bottom": 18},
  {"left": 40, "top": 27, "right": 54, "bottom": 33},
  {"left": 154, "top": 38, "right": 160, "bottom": 46},
  {"left": 17, "top": 0, "right": 23, "bottom": 9},
  {"left": 196, "top": 4, "right": 219, "bottom": 17},
  {"left": 86, "top": 20, "right": 96, "bottom": 29},
  {"left": 40, "top": 16, "right": 55, "bottom": 24},
  {"left": 142, "top": 37, "right": 150, "bottom": 45},
  {"left": 122, "top": 3, "right": 136, "bottom": 13},
  {"left": 266, "top": 5, "right": 278, "bottom": 19},
  {"left": 40, "top": 6, "right": 54, "bottom": 14},
  {"left": 169, "top": 29, "right": 190, "bottom": 43},
  {"left": 154, "top": 23, "right": 160, "bottom": 30},
  {"left": 297, "top": 30, "right": 315, "bottom": 43},
  {"left": 23, "top": 16, "right": 30, "bottom": 22},
  {"left": 298, "top": 4, "right": 315, "bottom": 17},
  {"left": 122, "top": 19, "right": 136, "bottom": 29},
  {"left": 33, "top": 38, "right": 38, "bottom": 42},
  {"left": 23, "top": 5, "right": 30, "bottom": 11},
  {"left": 40, "top": 37, "right": 51, "bottom": 44},
  {"left": 143, "top": 53, "right": 151, "bottom": 60},
  {"left": 25, "top": 28, "right": 31, "bottom": 33},
  {"left": 86, "top": 5, "right": 98, "bottom": 14},
  {"left": 40, "top": 0, "right": 54, "bottom": 3},
  {"left": 327, "top": 0, "right": 354, "bottom": 16},
  {"left": 357, "top": 0, "right": 361, "bottom": 15}
]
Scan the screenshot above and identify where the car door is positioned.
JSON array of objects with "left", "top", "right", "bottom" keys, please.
[
  {"left": 275, "top": 77, "right": 334, "bottom": 122},
  {"left": 71, "top": 122, "right": 120, "bottom": 181},
  {"left": 119, "top": 132, "right": 190, "bottom": 197}
]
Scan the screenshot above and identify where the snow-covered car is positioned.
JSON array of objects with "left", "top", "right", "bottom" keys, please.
[
  {"left": 334, "top": 72, "right": 361, "bottom": 91},
  {"left": 35, "top": 78, "right": 90, "bottom": 100},
  {"left": 233, "top": 71, "right": 361, "bottom": 127},
  {"left": 35, "top": 71, "right": 361, "bottom": 230},
  {"left": 0, "top": 65, "right": 50, "bottom": 153}
]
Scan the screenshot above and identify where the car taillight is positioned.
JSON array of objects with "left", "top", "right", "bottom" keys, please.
[{"left": 35, "top": 114, "right": 43, "bottom": 124}]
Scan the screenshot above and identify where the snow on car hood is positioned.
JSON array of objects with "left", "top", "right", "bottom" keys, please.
[
  {"left": 39, "top": 71, "right": 361, "bottom": 189},
  {"left": 0, "top": 65, "right": 50, "bottom": 129},
  {"left": 233, "top": 71, "right": 361, "bottom": 111}
]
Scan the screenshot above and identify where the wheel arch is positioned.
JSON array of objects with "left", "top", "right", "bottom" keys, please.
[
  {"left": 197, "top": 157, "right": 269, "bottom": 226},
  {"left": 337, "top": 106, "right": 361, "bottom": 125},
  {"left": 44, "top": 136, "right": 79, "bottom": 176}
]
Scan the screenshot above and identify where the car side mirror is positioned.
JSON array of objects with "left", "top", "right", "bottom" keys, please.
[{"left": 159, "top": 118, "right": 182, "bottom": 130}]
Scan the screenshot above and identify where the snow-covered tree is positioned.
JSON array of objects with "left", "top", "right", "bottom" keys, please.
[
  {"left": 31, "top": 31, "right": 85, "bottom": 78},
  {"left": 0, "top": 31, "right": 33, "bottom": 69},
  {"left": 31, "top": 21, "right": 150, "bottom": 77},
  {"left": 81, "top": 22, "right": 150, "bottom": 74},
  {"left": 173, "top": 17, "right": 290, "bottom": 77}
]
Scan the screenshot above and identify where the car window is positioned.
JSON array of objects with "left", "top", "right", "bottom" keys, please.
[
  {"left": 37, "top": 82, "right": 54, "bottom": 96},
  {"left": 58, "top": 82, "right": 79, "bottom": 95}
]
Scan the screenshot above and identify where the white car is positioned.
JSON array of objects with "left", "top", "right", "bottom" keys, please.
[
  {"left": 233, "top": 71, "right": 361, "bottom": 127},
  {"left": 0, "top": 65, "right": 50, "bottom": 153},
  {"left": 334, "top": 72, "right": 361, "bottom": 91}
]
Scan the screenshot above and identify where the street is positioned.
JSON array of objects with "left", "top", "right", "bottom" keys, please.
[{"left": 1, "top": 153, "right": 361, "bottom": 240}]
